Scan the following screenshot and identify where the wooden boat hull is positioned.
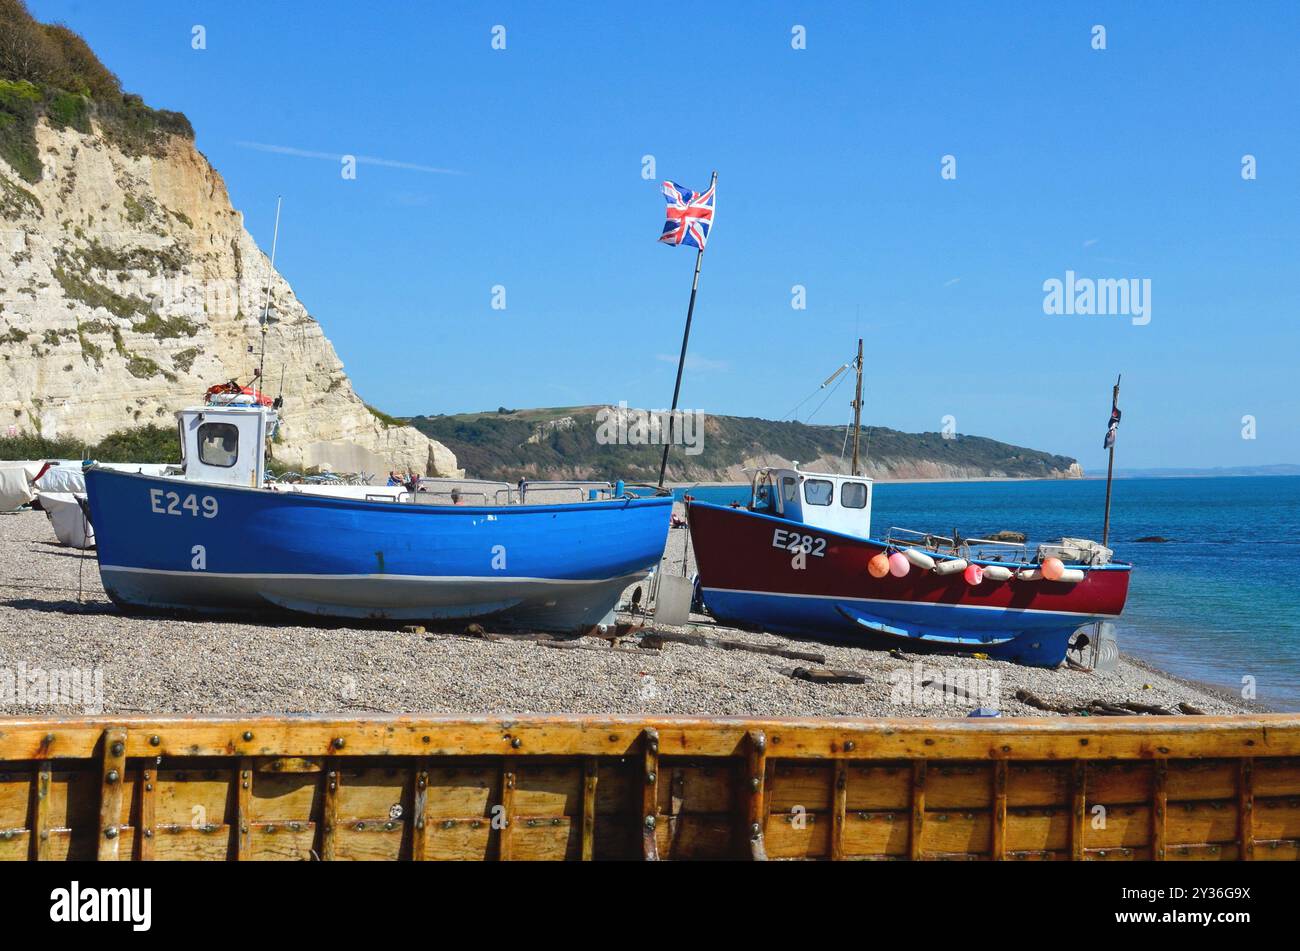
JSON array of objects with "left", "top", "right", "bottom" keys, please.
[
  {"left": 84, "top": 467, "right": 672, "bottom": 631},
  {"left": 0, "top": 714, "right": 1296, "bottom": 861},
  {"left": 686, "top": 501, "right": 1131, "bottom": 667}
]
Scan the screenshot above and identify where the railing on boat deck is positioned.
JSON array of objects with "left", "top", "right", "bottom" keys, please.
[{"left": 0, "top": 715, "right": 1297, "bottom": 861}]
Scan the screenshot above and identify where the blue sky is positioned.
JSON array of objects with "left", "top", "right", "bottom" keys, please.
[{"left": 29, "top": 1, "right": 1300, "bottom": 470}]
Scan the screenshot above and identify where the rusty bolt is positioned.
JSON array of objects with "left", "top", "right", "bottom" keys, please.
[
  {"left": 145, "top": 783, "right": 153, "bottom": 792},
  {"left": 511, "top": 737, "right": 522, "bottom": 749},
  {"left": 149, "top": 734, "right": 160, "bottom": 746},
  {"left": 110, "top": 740, "right": 124, "bottom": 757},
  {"left": 243, "top": 731, "right": 253, "bottom": 741},
  {"left": 333, "top": 737, "right": 345, "bottom": 749},
  {"left": 843, "top": 740, "right": 856, "bottom": 752},
  {"left": 104, "top": 826, "right": 118, "bottom": 839}
]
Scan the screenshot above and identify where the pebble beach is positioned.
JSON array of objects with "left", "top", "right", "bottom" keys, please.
[{"left": 0, "top": 506, "right": 1258, "bottom": 718}]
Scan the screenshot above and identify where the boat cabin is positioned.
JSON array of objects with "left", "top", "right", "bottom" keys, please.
[
  {"left": 176, "top": 402, "right": 277, "bottom": 488},
  {"left": 750, "top": 465, "right": 873, "bottom": 539}
]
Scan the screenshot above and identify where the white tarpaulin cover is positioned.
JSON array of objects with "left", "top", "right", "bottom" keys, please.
[
  {"left": 0, "top": 466, "right": 35, "bottom": 511},
  {"left": 35, "top": 464, "right": 86, "bottom": 494},
  {"left": 41, "top": 491, "right": 94, "bottom": 548}
]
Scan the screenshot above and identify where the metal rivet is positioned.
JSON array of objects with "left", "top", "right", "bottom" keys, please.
[
  {"left": 750, "top": 777, "right": 760, "bottom": 791},
  {"left": 243, "top": 731, "right": 253, "bottom": 741},
  {"left": 149, "top": 735, "right": 160, "bottom": 746},
  {"left": 751, "top": 823, "right": 762, "bottom": 838},
  {"left": 644, "top": 815, "right": 656, "bottom": 829},
  {"left": 333, "top": 737, "right": 345, "bottom": 749},
  {"left": 105, "top": 769, "right": 119, "bottom": 784},
  {"left": 104, "top": 827, "right": 118, "bottom": 839},
  {"left": 110, "top": 741, "right": 124, "bottom": 757},
  {"left": 843, "top": 740, "right": 855, "bottom": 752},
  {"left": 646, "top": 771, "right": 656, "bottom": 784},
  {"left": 511, "top": 737, "right": 522, "bottom": 749},
  {"left": 142, "top": 828, "right": 152, "bottom": 838}
]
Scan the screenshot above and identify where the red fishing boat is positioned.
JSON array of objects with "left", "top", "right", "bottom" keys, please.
[{"left": 684, "top": 344, "right": 1131, "bottom": 668}]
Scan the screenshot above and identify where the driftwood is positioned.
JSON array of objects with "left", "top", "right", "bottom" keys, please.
[
  {"left": 639, "top": 627, "right": 826, "bottom": 663},
  {"left": 1015, "top": 688, "right": 1183, "bottom": 717},
  {"left": 782, "top": 666, "right": 867, "bottom": 685}
]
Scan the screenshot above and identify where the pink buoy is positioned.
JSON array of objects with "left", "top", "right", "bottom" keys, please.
[
  {"left": 963, "top": 563, "right": 984, "bottom": 585},
  {"left": 867, "top": 553, "right": 890, "bottom": 578},
  {"left": 888, "top": 552, "right": 910, "bottom": 578},
  {"left": 1041, "top": 557, "right": 1066, "bottom": 581}
]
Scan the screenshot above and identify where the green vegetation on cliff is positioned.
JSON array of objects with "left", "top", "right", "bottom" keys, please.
[
  {"left": 0, "top": 1, "right": 192, "bottom": 183},
  {"left": 408, "top": 406, "right": 1080, "bottom": 483},
  {"left": 0, "top": 423, "right": 180, "bottom": 463}
]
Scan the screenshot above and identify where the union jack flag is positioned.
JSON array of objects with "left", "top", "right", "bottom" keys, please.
[{"left": 658, "top": 180, "right": 715, "bottom": 250}]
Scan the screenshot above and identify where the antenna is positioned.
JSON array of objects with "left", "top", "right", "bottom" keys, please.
[{"left": 256, "top": 196, "right": 283, "bottom": 394}]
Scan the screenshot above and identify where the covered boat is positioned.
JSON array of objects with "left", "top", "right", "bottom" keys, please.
[
  {"left": 686, "top": 465, "right": 1131, "bottom": 667},
  {"left": 84, "top": 388, "right": 672, "bottom": 631}
]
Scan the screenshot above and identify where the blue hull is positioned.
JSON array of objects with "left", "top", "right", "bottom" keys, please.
[
  {"left": 701, "top": 588, "right": 1091, "bottom": 667},
  {"left": 84, "top": 467, "right": 672, "bottom": 631}
]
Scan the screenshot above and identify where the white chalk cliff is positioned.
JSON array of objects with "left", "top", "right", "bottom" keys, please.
[{"left": 0, "top": 118, "right": 460, "bottom": 477}]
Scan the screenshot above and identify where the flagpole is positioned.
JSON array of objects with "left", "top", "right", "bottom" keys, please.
[
  {"left": 1102, "top": 374, "right": 1121, "bottom": 547},
  {"left": 658, "top": 169, "right": 716, "bottom": 488}
]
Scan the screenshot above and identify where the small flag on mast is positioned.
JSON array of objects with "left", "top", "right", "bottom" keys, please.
[
  {"left": 658, "top": 180, "right": 715, "bottom": 250},
  {"left": 1103, "top": 401, "right": 1121, "bottom": 449}
]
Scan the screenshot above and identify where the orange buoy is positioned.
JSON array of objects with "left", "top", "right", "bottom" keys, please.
[
  {"left": 888, "top": 552, "right": 910, "bottom": 578},
  {"left": 867, "top": 553, "right": 890, "bottom": 578},
  {"left": 963, "top": 563, "right": 985, "bottom": 585},
  {"left": 1041, "top": 557, "right": 1066, "bottom": 581}
]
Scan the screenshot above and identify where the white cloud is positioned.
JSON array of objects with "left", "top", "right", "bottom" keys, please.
[
  {"left": 235, "top": 141, "right": 463, "bottom": 175},
  {"left": 656, "top": 353, "right": 729, "bottom": 372}
]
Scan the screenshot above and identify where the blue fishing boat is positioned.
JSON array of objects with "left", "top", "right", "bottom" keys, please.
[{"left": 83, "top": 389, "right": 672, "bottom": 631}]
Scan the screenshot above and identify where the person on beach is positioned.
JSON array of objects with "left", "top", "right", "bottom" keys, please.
[{"left": 386, "top": 470, "right": 401, "bottom": 486}]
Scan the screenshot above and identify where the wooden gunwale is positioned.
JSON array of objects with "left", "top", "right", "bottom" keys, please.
[{"left": 1, "top": 714, "right": 1297, "bottom": 861}]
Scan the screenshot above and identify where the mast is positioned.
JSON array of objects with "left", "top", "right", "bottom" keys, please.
[
  {"left": 849, "top": 338, "right": 864, "bottom": 476},
  {"left": 256, "top": 196, "right": 283, "bottom": 392},
  {"left": 657, "top": 170, "right": 717, "bottom": 488},
  {"left": 1101, "top": 374, "right": 1121, "bottom": 547}
]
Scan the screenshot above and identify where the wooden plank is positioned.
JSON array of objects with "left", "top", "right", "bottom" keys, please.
[
  {"left": 96, "top": 727, "right": 127, "bottom": 862},
  {"left": 581, "top": 758, "right": 596, "bottom": 862},
  {"left": 830, "top": 760, "right": 847, "bottom": 861},
  {"left": 235, "top": 758, "right": 252, "bottom": 860},
  {"left": 991, "top": 760, "right": 1007, "bottom": 860},
  {"left": 909, "top": 761, "right": 925, "bottom": 861},
  {"left": 411, "top": 759, "right": 428, "bottom": 862},
  {"left": 499, "top": 763, "right": 516, "bottom": 861},
  {"left": 1238, "top": 758, "right": 1254, "bottom": 861},
  {"left": 642, "top": 727, "right": 659, "bottom": 861},
  {"left": 4, "top": 713, "right": 1300, "bottom": 762},
  {"left": 1070, "top": 761, "right": 1086, "bottom": 861},
  {"left": 32, "top": 763, "right": 51, "bottom": 862},
  {"left": 319, "top": 767, "right": 339, "bottom": 861},
  {"left": 137, "top": 765, "right": 156, "bottom": 861},
  {"left": 747, "top": 730, "right": 767, "bottom": 860},
  {"left": 1152, "top": 759, "right": 1168, "bottom": 861}
]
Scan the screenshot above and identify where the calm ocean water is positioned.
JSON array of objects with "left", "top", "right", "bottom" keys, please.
[{"left": 671, "top": 477, "right": 1300, "bottom": 710}]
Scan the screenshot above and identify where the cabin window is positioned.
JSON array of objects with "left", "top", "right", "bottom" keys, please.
[
  {"left": 782, "top": 477, "right": 797, "bottom": 504},
  {"left": 198, "top": 422, "right": 240, "bottom": 468},
  {"left": 803, "top": 479, "right": 833, "bottom": 506},
  {"left": 841, "top": 482, "right": 868, "bottom": 509}
]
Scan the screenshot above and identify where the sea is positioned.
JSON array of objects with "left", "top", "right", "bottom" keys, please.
[{"left": 662, "top": 476, "right": 1300, "bottom": 711}]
